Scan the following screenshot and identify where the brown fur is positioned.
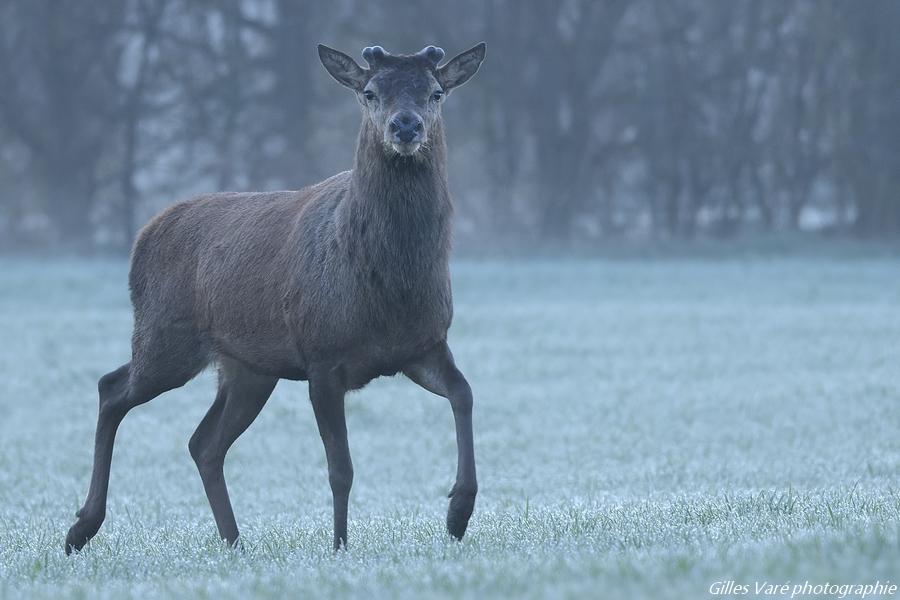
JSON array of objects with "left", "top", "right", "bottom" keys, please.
[{"left": 65, "top": 43, "right": 485, "bottom": 554}]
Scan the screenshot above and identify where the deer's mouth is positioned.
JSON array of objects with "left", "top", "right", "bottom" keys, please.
[{"left": 389, "top": 141, "right": 422, "bottom": 156}]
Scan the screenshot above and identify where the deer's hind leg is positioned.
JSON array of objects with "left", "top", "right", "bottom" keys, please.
[
  {"left": 65, "top": 324, "right": 209, "bottom": 554},
  {"left": 189, "top": 357, "right": 277, "bottom": 546}
]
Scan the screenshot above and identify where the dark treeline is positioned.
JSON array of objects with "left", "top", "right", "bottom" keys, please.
[{"left": 1, "top": 0, "right": 898, "bottom": 252}]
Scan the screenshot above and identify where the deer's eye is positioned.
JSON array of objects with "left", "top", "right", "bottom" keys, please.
[
  {"left": 363, "top": 90, "right": 376, "bottom": 102},
  {"left": 431, "top": 90, "right": 444, "bottom": 102}
]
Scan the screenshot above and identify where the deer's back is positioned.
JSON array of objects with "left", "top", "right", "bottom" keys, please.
[{"left": 127, "top": 171, "right": 451, "bottom": 382}]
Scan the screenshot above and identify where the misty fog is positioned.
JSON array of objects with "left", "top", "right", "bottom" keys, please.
[{"left": 1, "top": 0, "right": 898, "bottom": 253}]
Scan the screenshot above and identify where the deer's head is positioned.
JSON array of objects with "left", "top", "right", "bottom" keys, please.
[{"left": 318, "top": 43, "right": 486, "bottom": 157}]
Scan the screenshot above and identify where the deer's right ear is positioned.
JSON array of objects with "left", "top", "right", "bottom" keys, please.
[
  {"left": 318, "top": 44, "right": 368, "bottom": 91},
  {"left": 437, "top": 42, "right": 486, "bottom": 91}
]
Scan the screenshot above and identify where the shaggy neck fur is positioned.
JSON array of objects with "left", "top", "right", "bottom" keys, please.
[{"left": 340, "top": 116, "right": 453, "bottom": 292}]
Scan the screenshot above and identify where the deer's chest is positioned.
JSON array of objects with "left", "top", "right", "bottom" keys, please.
[
  {"left": 293, "top": 271, "right": 452, "bottom": 386},
  {"left": 356, "top": 282, "right": 450, "bottom": 347},
  {"left": 329, "top": 309, "right": 450, "bottom": 390}
]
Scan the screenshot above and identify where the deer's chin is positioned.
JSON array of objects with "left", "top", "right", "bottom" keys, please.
[{"left": 389, "top": 141, "right": 422, "bottom": 156}]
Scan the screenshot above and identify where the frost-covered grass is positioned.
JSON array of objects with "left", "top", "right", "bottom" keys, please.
[{"left": 1, "top": 256, "right": 899, "bottom": 599}]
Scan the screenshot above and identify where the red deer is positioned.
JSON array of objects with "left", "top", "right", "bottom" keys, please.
[{"left": 65, "top": 42, "right": 486, "bottom": 554}]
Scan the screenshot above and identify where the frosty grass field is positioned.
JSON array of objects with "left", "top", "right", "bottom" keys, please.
[{"left": 1, "top": 255, "right": 899, "bottom": 599}]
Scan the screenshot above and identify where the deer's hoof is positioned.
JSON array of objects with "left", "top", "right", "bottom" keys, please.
[
  {"left": 64, "top": 515, "right": 102, "bottom": 555},
  {"left": 446, "top": 484, "right": 477, "bottom": 540},
  {"left": 228, "top": 535, "right": 245, "bottom": 552}
]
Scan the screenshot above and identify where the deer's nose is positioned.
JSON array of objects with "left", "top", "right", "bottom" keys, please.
[{"left": 389, "top": 111, "right": 424, "bottom": 144}]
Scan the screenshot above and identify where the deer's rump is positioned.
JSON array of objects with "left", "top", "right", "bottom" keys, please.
[{"left": 127, "top": 189, "right": 326, "bottom": 380}]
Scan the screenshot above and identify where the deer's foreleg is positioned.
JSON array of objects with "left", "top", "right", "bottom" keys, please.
[
  {"left": 309, "top": 365, "right": 353, "bottom": 551},
  {"left": 404, "top": 342, "right": 477, "bottom": 540}
]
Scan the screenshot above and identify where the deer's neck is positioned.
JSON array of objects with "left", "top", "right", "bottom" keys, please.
[{"left": 341, "top": 118, "right": 453, "bottom": 287}]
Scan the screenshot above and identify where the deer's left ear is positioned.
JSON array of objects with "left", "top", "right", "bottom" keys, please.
[
  {"left": 437, "top": 42, "right": 486, "bottom": 91},
  {"left": 318, "top": 44, "right": 369, "bottom": 91}
]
